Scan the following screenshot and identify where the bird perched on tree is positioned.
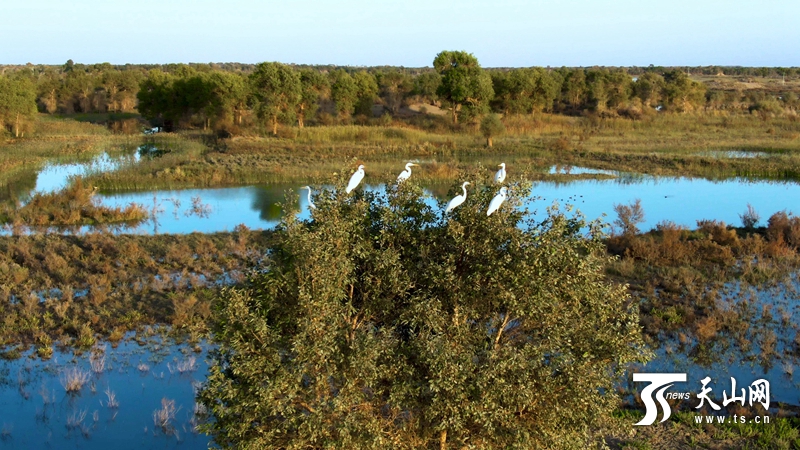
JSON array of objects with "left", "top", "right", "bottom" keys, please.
[
  {"left": 494, "top": 163, "right": 506, "bottom": 184},
  {"left": 445, "top": 182, "right": 470, "bottom": 214},
  {"left": 396, "top": 163, "right": 419, "bottom": 183},
  {"left": 346, "top": 165, "right": 365, "bottom": 193},
  {"left": 300, "top": 186, "right": 316, "bottom": 210},
  {"left": 487, "top": 187, "right": 508, "bottom": 216}
]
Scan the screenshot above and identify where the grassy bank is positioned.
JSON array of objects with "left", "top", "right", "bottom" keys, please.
[
  {"left": 0, "top": 114, "right": 143, "bottom": 188},
  {"left": 74, "top": 112, "right": 800, "bottom": 192}
]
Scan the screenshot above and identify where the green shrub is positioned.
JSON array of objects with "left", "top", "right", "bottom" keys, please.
[{"left": 199, "top": 174, "right": 647, "bottom": 449}]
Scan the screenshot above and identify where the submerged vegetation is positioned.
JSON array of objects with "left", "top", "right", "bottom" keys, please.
[{"left": 0, "top": 227, "right": 269, "bottom": 350}]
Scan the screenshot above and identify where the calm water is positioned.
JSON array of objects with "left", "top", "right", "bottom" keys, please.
[
  {"left": 636, "top": 276, "right": 800, "bottom": 408},
  {"left": 90, "top": 173, "right": 800, "bottom": 235},
  {"left": 0, "top": 334, "right": 209, "bottom": 449},
  {"left": 9, "top": 152, "right": 800, "bottom": 235}
]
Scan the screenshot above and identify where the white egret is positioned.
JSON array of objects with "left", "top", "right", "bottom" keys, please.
[
  {"left": 486, "top": 187, "right": 508, "bottom": 216},
  {"left": 445, "top": 182, "right": 470, "bottom": 214},
  {"left": 345, "top": 165, "right": 365, "bottom": 193},
  {"left": 494, "top": 163, "right": 506, "bottom": 184},
  {"left": 300, "top": 186, "right": 316, "bottom": 210},
  {"left": 396, "top": 163, "right": 418, "bottom": 183}
]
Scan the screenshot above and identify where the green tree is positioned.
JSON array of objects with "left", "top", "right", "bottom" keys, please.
[
  {"left": 561, "top": 68, "right": 587, "bottom": 111},
  {"left": 605, "top": 69, "right": 632, "bottom": 110},
  {"left": 433, "top": 51, "right": 494, "bottom": 124},
  {"left": 353, "top": 71, "right": 379, "bottom": 117},
  {"left": 199, "top": 176, "right": 647, "bottom": 449},
  {"left": 480, "top": 113, "right": 504, "bottom": 147},
  {"left": 413, "top": 72, "right": 441, "bottom": 105},
  {"left": 250, "top": 62, "right": 302, "bottom": 135},
  {"left": 0, "top": 75, "right": 38, "bottom": 137},
  {"left": 493, "top": 68, "right": 561, "bottom": 115},
  {"left": 330, "top": 69, "right": 359, "bottom": 118},
  {"left": 491, "top": 69, "right": 532, "bottom": 115},
  {"left": 378, "top": 71, "right": 413, "bottom": 115},
  {"left": 136, "top": 69, "right": 177, "bottom": 128},
  {"left": 102, "top": 69, "right": 143, "bottom": 112},
  {"left": 205, "top": 71, "right": 249, "bottom": 129},
  {"left": 663, "top": 70, "right": 706, "bottom": 112},
  {"left": 632, "top": 72, "right": 664, "bottom": 109},
  {"left": 297, "top": 69, "right": 329, "bottom": 127},
  {"left": 36, "top": 70, "right": 61, "bottom": 113}
]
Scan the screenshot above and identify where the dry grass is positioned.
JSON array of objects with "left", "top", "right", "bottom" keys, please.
[
  {"left": 167, "top": 356, "right": 197, "bottom": 374},
  {"left": 60, "top": 367, "right": 90, "bottom": 393},
  {"left": 153, "top": 397, "right": 180, "bottom": 434},
  {"left": 104, "top": 387, "right": 119, "bottom": 409}
]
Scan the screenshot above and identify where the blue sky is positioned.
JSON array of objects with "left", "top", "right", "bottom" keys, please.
[{"left": 1, "top": 0, "right": 798, "bottom": 67}]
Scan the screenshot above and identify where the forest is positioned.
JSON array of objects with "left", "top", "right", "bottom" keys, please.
[{"left": 1, "top": 53, "right": 799, "bottom": 139}]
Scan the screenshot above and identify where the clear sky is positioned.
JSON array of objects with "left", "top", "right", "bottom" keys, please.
[{"left": 1, "top": 0, "right": 798, "bottom": 67}]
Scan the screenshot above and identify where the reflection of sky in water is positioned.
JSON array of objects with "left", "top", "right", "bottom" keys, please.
[
  {"left": 34, "top": 152, "right": 141, "bottom": 194},
  {"left": 98, "top": 175, "right": 800, "bottom": 235},
  {"left": 530, "top": 176, "right": 800, "bottom": 232},
  {"left": 0, "top": 336, "right": 209, "bottom": 449}
]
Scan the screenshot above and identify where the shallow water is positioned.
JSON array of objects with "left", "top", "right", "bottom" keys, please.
[
  {"left": 695, "top": 150, "right": 772, "bottom": 159},
  {"left": 34, "top": 152, "right": 141, "bottom": 195},
  {"left": 0, "top": 335, "right": 209, "bottom": 449},
  {"left": 89, "top": 172, "right": 800, "bottom": 235},
  {"left": 633, "top": 276, "right": 800, "bottom": 408}
]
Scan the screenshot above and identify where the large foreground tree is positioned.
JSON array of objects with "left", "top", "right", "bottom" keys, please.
[{"left": 199, "top": 173, "right": 647, "bottom": 449}]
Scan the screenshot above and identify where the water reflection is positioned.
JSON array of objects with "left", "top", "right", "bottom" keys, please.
[
  {"left": 0, "top": 335, "right": 210, "bottom": 449},
  {"left": 93, "top": 174, "right": 800, "bottom": 235},
  {"left": 33, "top": 152, "right": 141, "bottom": 194}
]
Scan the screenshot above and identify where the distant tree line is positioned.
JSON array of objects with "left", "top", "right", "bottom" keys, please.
[{"left": 1, "top": 56, "right": 799, "bottom": 137}]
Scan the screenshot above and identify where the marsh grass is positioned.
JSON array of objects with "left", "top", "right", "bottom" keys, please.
[
  {"left": 167, "top": 356, "right": 197, "bottom": 375},
  {"left": 90, "top": 344, "right": 106, "bottom": 374},
  {"left": 2, "top": 177, "right": 147, "bottom": 228},
  {"left": 0, "top": 115, "right": 141, "bottom": 188},
  {"left": 75, "top": 112, "right": 800, "bottom": 193},
  {"left": 103, "top": 387, "right": 119, "bottom": 409},
  {"left": 153, "top": 397, "right": 180, "bottom": 435},
  {"left": 60, "top": 367, "right": 90, "bottom": 394}
]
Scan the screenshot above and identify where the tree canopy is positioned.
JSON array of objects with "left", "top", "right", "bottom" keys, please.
[
  {"left": 0, "top": 75, "right": 37, "bottom": 137},
  {"left": 250, "top": 62, "right": 302, "bottom": 135},
  {"left": 433, "top": 51, "right": 494, "bottom": 123},
  {"left": 199, "top": 173, "right": 647, "bottom": 449}
]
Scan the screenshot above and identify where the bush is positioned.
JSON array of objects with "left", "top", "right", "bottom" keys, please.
[
  {"left": 613, "top": 198, "right": 645, "bottom": 236},
  {"left": 479, "top": 114, "right": 505, "bottom": 147},
  {"left": 739, "top": 203, "right": 760, "bottom": 229},
  {"left": 766, "top": 211, "right": 800, "bottom": 248},
  {"left": 199, "top": 176, "right": 647, "bottom": 449}
]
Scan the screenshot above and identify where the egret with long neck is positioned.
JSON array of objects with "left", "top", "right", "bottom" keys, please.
[
  {"left": 445, "top": 182, "right": 470, "bottom": 214},
  {"left": 346, "top": 165, "right": 365, "bottom": 193},
  {"left": 494, "top": 163, "right": 506, "bottom": 184},
  {"left": 486, "top": 187, "right": 508, "bottom": 216},
  {"left": 300, "top": 186, "right": 316, "bottom": 210},
  {"left": 397, "top": 162, "right": 418, "bottom": 183}
]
